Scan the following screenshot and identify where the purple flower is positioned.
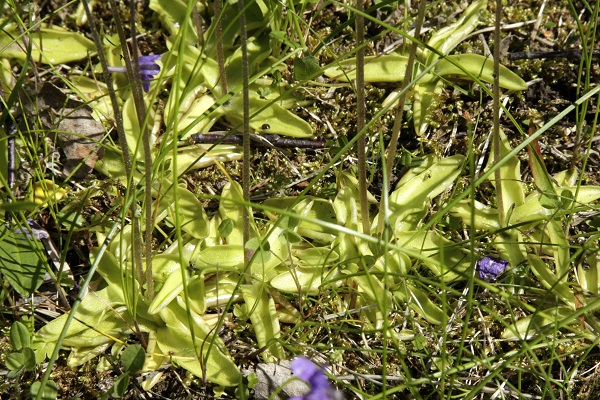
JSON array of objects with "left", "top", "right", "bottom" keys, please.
[
  {"left": 13, "top": 219, "right": 50, "bottom": 240},
  {"left": 290, "top": 357, "right": 340, "bottom": 400},
  {"left": 107, "top": 54, "right": 161, "bottom": 92},
  {"left": 477, "top": 256, "right": 509, "bottom": 282}
]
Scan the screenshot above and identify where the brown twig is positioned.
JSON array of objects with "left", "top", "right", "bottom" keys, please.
[
  {"left": 508, "top": 49, "right": 600, "bottom": 60},
  {"left": 188, "top": 131, "right": 326, "bottom": 149}
]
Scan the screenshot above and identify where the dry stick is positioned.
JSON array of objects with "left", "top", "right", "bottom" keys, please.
[
  {"left": 508, "top": 49, "right": 600, "bottom": 60},
  {"left": 188, "top": 131, "right": 326, "bottom": 148},
  {"left": 238, "top": 0, "right": 251, "bottom": 272},
  {"left": 530, "top": 0, "right": 546, "bottom": 42},
  {"left": 129, "top": 0, "right": 154, "bottom": 300},
  {"left": 356, "top": 0, "right": 369, "bottom": 236},
  {"left": 493, "top": 0, "right": 505, "bottom": 226}
]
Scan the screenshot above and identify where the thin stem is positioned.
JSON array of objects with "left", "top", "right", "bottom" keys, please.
[
  {"left": 1, "top": 22, "right": 33, "bottom": 224},
  {"left": 214, "top": 0, "right": 228, "bottom": 96},
  {"left": 79, "top": 4, "right": 133, "bottom": 183},
  {"left": 2, "top": 10, "right": 34, "bottom": 222},
  {"left": 356, "top": 0, "right": 369, "bottom": 236},
  {"left": 5, "top": 116, "right": 16, "bottom": 223},
  {"left": 106, "top": 0, "right": 145, "bottom": 292},
  {"left": 567, "top": 0, "right": 598, "bottom": 174},
  {"left": 380, "top": 0, "right": 426, "bottom": 231},
  {"left": 384, "top": 0, "right": 426, "bottom": 180},
  {"left": 239, "top": 0, "right": 251, "bottom": 273},
  {"left": 129, "top": 0, "right": 155, "bottom": 300},
  {"left": 493, "top": 0, "right": 505, "bottom": 226},
  {"left": 192, "top": 5, "right": 205, "bottom": 49}
]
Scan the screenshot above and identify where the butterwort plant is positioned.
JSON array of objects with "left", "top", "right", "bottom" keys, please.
[
  {"left": 107, "top": 54, "right": 161, "bottom": 92},
  {"left": 290, "top": 357, "right": 343, "bottom": 400},
  {"left": 324, "top": 0, "right": 527, "bottom": 135}
]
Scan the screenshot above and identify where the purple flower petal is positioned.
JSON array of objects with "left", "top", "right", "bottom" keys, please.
[
  {"left": 13, "top": 219, "right": 50, "bottom": 240},
  {"left": 140, "top": 78, "right": 151, "bottom": 93},
  {"left": 290, "top": 357, "right": 339, "bottom": 400},
  {"left": 106, "top": 54, "right": 161, "bottom": 92},
  {"left": 138, "top": 55, "right": 161, "bottom": 92},
  {"left": 477, "top": 256, "right": 509, "bottom": 282},
  {"left": 291, "top": 357, "right": 324, "bottom": 382},
  {"left": 139, "top": 54, "right": 162, "bottom": 66}
]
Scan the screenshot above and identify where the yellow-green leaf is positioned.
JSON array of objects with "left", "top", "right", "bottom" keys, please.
[
  {"left": 156, "top": 305, "right": 241, "bottom": 386},
  {"left": 502, "top": 306, "right": 573, "bottom": 340},
  {"left": 529, "top": 254, "right": 575, "bottom": 308},
  {"left": 0, "top": 25, "right": 95, "bottom": 64},
  {"left": 323, "top": 53, "right": 409, "bottom": 82},
  {"left": 426, "top": 0, "right": 488, "bottom": 64},
  {"left": 240, "top": 283, "right": 284, "bottom": 361},
  {"left": 435, "top": 54, "right": 527, "bottom": 91}
]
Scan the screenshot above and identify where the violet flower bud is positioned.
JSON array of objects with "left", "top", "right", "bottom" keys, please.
[
  {"left": 106, "top": 54, "right": 161, "bottom": 92},
  {"left": 290, "top": 357, "right": 341, "bottom": 400},
  {"left": 477, "top": 256, "right": 509, "bottom": 282}
]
